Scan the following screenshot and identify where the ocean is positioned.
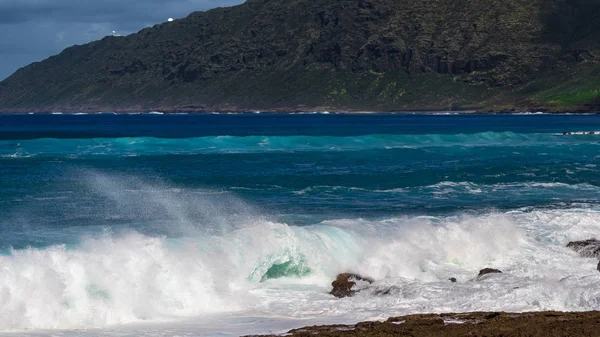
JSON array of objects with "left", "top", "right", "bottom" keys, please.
[{"left": 1, "top": 112, "right": 600, "bottom": 336}]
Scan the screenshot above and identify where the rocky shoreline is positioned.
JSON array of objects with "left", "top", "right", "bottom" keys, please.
[
  {"left": 245, "top": 311, "right": 600, "bottom": 337},
  {"left": 0, "top": 108, "right": 598, "bottom": 115},
  {"left": 247, "top": 239, "right": 600, "bottom": 337}
]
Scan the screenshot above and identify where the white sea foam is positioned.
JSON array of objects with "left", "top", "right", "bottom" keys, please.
[
  {"left": 292, "top": 181, "right": 600, "bottom": 196},
  {"left": 1, "top": 170, "right": 599, "bottom": 336},
  {"left": 0, "top": 153, "right": 33, "bottom": 159},
  {"left": 1, "top": 131, "right": 597, "bottom": 158},
  {"left": 1, "top": 207, "right": 600, "bottom": 336}
]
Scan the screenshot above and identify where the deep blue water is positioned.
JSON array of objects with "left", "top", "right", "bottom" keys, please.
[{"left": 1, "top": 113, "right": 600, "bottom": 250}]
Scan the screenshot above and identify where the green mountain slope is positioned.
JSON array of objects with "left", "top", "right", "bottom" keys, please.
[{"left": 0, "top": 0, "right": 598, "bottom": 112}]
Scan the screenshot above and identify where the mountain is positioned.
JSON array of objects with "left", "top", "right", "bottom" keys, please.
[{"left": 0, "top": 0, "right": 599, "bottom": 113}]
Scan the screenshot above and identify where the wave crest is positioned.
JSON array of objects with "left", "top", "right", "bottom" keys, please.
[
  {"left": 5, "top": 208, "right": 597, "bottom": 330},
  {"left": 1, "top": 132, "right": 590, "bottom": 157}
]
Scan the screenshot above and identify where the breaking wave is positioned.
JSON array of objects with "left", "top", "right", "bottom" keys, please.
[
  {"left": 2, "top": 208, "right": 600, "bottom": 330},
  {"left": 294, "top": 181, "right": 600, "bottom": 197},
  {"left": 1, "top": 132, "right": 597, "bottom": 157}
]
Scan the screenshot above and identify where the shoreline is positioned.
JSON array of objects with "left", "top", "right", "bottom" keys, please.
[
  {"left": 245, "top": 311, "right": 600, "bottom": 337},
  {"left": 0, "top": 102, "right": 598, "bottom": 115},
  {"left": 0, "top": 109, "right": 598, "bottom": 115}
]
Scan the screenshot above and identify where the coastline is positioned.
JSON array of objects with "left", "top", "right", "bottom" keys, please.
[
  {"left": 2, "top": 115, "right": 600, "bottom": 335},
  {"left": 245, "top": 311, "right": 600, "bottom": 337},
  {"left": 0, "top": 99, "right": 598, "bottom": 115},
  {"left": 0, "top": 108, "right": 598, "bottom": 115}
]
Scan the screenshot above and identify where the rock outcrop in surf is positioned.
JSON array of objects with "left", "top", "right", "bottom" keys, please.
[
  {"left": 477, "top": 268, "right": 503, "bottom": 279},
  {"left": 330, "top": 273, "right": 374, "bottom": 298},
  {"left": 567, "top": 239, "right": 600, "bottom": 259},
  {"left": 566, "top": 239, "right": 600, "bottom": 273},
  {"left": 331, "top": 269, "right": 505, "bottom": 298}
]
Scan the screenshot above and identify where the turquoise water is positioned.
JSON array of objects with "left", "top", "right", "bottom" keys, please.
[
  {"left": 1, "top": 113, "right": 600, "bottom": 333},
  {"left": 1, "top": 114, "right": 600, "bottom": 249}
]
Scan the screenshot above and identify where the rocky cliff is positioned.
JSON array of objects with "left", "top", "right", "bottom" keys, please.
[{"left": 0, "top": 0, "right": 599, "bottom": 112}]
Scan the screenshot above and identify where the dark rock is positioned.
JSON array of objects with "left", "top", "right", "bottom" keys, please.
[
  {"left": 374, "top": 287, "right": 397, "bottom": 296},
  {"left": 567, "top": 239, "right": 600, "bottom": 258},
  {"left": 477, "top": 268, "right": 503, "bottom": 279},
  {"left": 597, "top": 261, "right": 600, "bottom": 273},
  {"left": 449, "top": 277, "right": 457, "bottom": 283},
  {"left": 245, "top": 311, "right": 600, "bottom": 337},
  {"left": 330, "top": 273, "right": 374, "bottom": 298}
]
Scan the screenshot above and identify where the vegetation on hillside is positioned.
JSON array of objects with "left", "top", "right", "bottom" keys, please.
[{"left": 0, "top": 0, "right": 598, "bottom": 112}]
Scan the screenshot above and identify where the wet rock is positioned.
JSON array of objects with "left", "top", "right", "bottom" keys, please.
[
  {"left": 246, "top": 311, "right": 600, "bottom": 337},
  {"left": 567, "top": 239, "right": 600, "bottom": 258},
  {"left": 449, "top": 277, "right": 457, "bottom": 283},
  {"left": 477, "top": 268, "right": 502, "bottom": 279},
  {"left": 330, "top": 273, "right": 374, "bottom": 298},
  {"left": 374, "top": 287, "right": 397, "bottom": 296}
]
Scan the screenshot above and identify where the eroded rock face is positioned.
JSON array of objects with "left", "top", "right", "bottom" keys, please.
[
  {"left": 567, "top": 239, "right": 600, "bottom": 258},
  {"left": 0, "top": 0, "right": 599, "bottom": 113},
  {"left": 477, "top": 268, "right": 502, "bottom": 279},
  {"left": 330, "top": 273, "right": 374, "bottom": 298}
]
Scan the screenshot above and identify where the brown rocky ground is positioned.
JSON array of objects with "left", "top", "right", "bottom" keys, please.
[{"left": 246, "top": 311, "right": 600, "bottom": 337}]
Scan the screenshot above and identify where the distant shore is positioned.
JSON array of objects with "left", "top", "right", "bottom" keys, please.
[
  {"left": 0, "top": 100, "right": 599, "bottom": 115},
  {"left": 246, "top": 311, "right": 600, "bottom": 337},
  {"left": 0, "top": 108, "right": 598, "bottom": 115}
]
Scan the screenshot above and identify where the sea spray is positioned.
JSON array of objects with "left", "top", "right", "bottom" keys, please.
[
  {"left": 82, "top": 171, "right": 265, "bottom": 237},
  {"left": 2, "top": 114, "right": 600, "bottom": 336},
  {"left": 3, "top": 206, "right": 600, "bottom": 330}
]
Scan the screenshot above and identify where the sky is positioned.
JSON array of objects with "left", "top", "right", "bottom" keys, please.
[{"left": 0, "top": 0, "right": 245, "bottom": 81}]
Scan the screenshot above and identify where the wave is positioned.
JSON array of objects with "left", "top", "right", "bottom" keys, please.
[
  {"left": 2, "top": 207, "right": 600, "bottom": 330},
  {"left": 0, "top": 220, "right": 354, "bottom": 330},
  {"left": 293, "top": 181, "right": 600, "bottom": 197},
  {"left": 0, "top": 131, "right": 596, "bottom": 157}
]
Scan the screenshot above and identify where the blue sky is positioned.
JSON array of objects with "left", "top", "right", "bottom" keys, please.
[{"left": 0, "top": 0, "right": 245, "bottom": 80}]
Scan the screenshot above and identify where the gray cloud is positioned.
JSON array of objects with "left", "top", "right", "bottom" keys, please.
[{"left": 0, "top": 0, "right": 245, "bottom": 80}]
